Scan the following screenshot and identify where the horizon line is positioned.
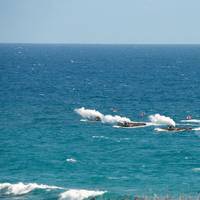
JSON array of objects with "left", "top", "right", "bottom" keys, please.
[{"left": 0, "top": 42, "right": 200, "bottom": 45}]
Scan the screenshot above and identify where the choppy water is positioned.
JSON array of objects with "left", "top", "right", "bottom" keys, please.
[{"left": 0, "top": 44, "right": 200, "bottom": 199}]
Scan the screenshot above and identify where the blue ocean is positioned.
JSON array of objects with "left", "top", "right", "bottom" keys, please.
[{"left": 0, "top": 44, "right": 200, "bottom": 200}]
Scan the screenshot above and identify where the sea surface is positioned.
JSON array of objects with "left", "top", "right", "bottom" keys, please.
[{"left": 0, "top": 44, "right": 200, "bottom": 199}]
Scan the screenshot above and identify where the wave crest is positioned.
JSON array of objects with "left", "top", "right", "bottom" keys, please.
[
  {"left": 0, "top": 182, "right": 63, "bottom": 195},
  {"left": 59, "top": 189, "right": 106, "bottom": 200}
]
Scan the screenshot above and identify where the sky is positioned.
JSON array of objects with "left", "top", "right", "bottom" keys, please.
[{"left": 0, "top": 0, "right": 200, "bottom": 44}]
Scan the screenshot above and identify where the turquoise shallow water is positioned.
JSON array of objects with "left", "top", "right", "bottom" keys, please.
[{"left": 0, "top": 44, "right": 200, "bottom": 199}]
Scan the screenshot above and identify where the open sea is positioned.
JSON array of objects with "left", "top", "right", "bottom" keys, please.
[{"left": 0, "top": 44, "right": 200, "bottom": 200}]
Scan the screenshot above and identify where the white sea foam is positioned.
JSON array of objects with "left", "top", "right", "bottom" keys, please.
[
  {"left": 80, "top": 119, "right": 88, "bottom": 122},
  {"left": 0, "top": 182, "right": 63, "bottom": 195},
  {"left": 59, "top": 189, "right": 106, "bottom": 200},
  {"left": 154, "top": 128, "right": 168, "bottom": 132},
  {"left": 74, "top": 107, "right": 104, "bottom": 121},
  {"left": 193, "top": 127, "right": 200, "bottom": 131},
  {"left": 181, "top": 119, "right": 200, "bottom": 123},
  {"left": 192, "top": 168, "right": 200, "bottom": 172},
  {"left": 149, "top": 114, "right": 176, "bottom": 127},
  {"left": 66, "top": 158, "right": 77, "bottom": 163}
]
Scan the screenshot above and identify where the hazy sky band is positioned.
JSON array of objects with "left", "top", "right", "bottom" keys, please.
[{"left": 0, "top": 0, "right": 200, "bottom": 44}]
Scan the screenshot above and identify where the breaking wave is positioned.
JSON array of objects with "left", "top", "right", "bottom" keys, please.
[
  {"left": 0, "top": 182, "right": 63, "bottom": 195},
  {"left": 149, "top": 114, "right": 176, "bottom": 127},
  {"left": 59, "top": 189, "right": 106, "bottom": 200},
  {"left": 0, "top": 182, "right": 106, "bottom": 200}
]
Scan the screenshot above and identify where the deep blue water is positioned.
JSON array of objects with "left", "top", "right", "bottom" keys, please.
[{"left": 0, "top": 44, "right": 200, "bottom": 199}]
